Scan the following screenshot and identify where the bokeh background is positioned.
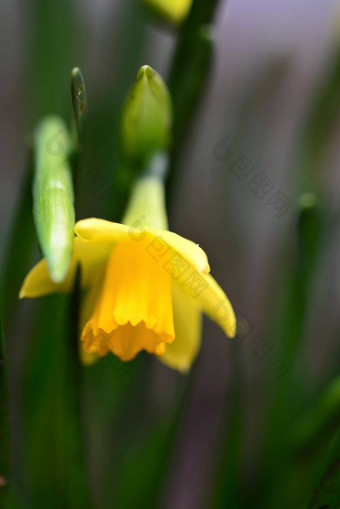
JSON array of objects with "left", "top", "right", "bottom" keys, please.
[{"left": 1, "top": 1, "right": 340, "bottom": 508}]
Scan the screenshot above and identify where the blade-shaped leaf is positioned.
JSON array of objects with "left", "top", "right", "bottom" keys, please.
[
  {"left": 23, "top": 292, "right": 91, "bottom": 507},
  {"left": 0, "top": 313, "right": 9, "bottom": 498}
]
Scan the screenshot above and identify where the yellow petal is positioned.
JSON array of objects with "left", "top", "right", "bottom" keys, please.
[
  {"left": 78, "top": 266, "right": 106, "bottom": 333},
  {"left": 19, "top": 238, "right": 110, "bottom": 298},
  {"left": 74, "top": 239, "right": 111, "bottom": 289},
  {"left": 74, "top": 218, "right": 132, "bottom": 243},
  {"left": 75, "top": 218, "right": 210, "bottom": 274},
  {"left": 147, "top": 227, "right": 210, "bottom": 274},
  {"left": 19, "top": 258, "right": 76, "bottom": 298},
  {"left": 79, "top": 345, "right": 99, "bottom": 366},
  {"left": 81, "top": 238, "right": 175, "bottom": 361},
  {"left": 189, "top": 273, "right": 236, "bottom": 338},
  {"left": 160, "top": 283, "right": 202, "bottom": 373}
]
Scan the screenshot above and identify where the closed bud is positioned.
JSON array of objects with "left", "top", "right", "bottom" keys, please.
[
  {"left": 142, "top": 0, "right": 192, "bottom": 24},
  {"left": 33, "top": 116, "right": 75, "bottom": 283},
  {"left": 121, "top": 65, "right": 172, "bottom": 165}
]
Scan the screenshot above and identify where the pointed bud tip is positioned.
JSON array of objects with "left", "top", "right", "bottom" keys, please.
[
  {"left": 298, "top": 192, "right": 318, "bottom": 210},
  {"left": 46, "top": 247, "right": 72, "bottom": 284},
  {"left": 48, "top": 265, "right": 69, "bottom": 284},
  {"left": 137, "top": 65, "right": 155, "bottom": 81},
  {"left": 71, "top": 66, "right": 81, "bottom": 77},
  {"left": 71, "top": 67, "right": 85, "bottom": 89}
]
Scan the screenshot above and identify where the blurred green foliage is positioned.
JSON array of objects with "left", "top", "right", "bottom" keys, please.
[{"left": 0, "top": 315, "right": 9, "bottom": 501}]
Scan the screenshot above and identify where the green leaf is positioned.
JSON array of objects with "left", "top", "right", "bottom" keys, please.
[
  {"left": 307, "top": 433, "right": 340, "bottom": 509},
  {"left": 0, "top": 165, "right": 36, "bottom": 325},
  {"left": 29, "top": 0, "right": 79, "bottom": 122},
  {"left": 82, "top": 354, "right": 144, "bottom": 506},
  {"left": 290, "top": 376, "right": 340, "bottom": 458},
  {"left": 210, "top": 342, "right": 245, "bottom": 509},
  {"left": 113, "top": 417, "right": 179, "bottom": 509},
  {"left": 106, "top": 372, "right": 188, "bottom": 509},
  {"left": 0, "top": 313, "right": 9, "bottom": 499},
  {"left": 211, "top": 403, "right": 244, "bottom": 509},
  {"left": 23, "top": 293, "right": 91, "bottom": 507},
  {"left": 253, "top": 195, "right": 324, "bottom": 509},
  {"left": 265, "top": 194, "right": 323, "bottom": 424}
]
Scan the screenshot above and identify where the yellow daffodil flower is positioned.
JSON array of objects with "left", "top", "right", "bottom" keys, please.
[{"left": 20, "top": 174, "right": 235, "bottom": 372}]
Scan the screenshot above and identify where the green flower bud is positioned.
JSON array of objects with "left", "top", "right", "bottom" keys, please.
[
  {"left": 142, "top": 0, "right": 192, "bottom": 24},
  {"left": 121, "top": 65, "right": 172, "bottom": 165},
  {"left": 33, "top": 116, "right": 75, "bottom": 283},
  {"left": 71, "top": 67, "right": 87, "bottom": 148}
]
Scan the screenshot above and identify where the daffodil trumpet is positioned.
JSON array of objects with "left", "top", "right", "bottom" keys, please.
[{"left": 20, "top": 174, "right": 235, "bottom": 372}]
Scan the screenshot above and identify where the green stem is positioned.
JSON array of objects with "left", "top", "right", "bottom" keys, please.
[
  {"left": 64, "top": 272, "right": 92, "bottom": 507},
  {"left": 168, "top": 24, "right": 214, "bottom": 147},
  {"left": 166, "top": 0, "right": 221, "bottom": 192}
]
